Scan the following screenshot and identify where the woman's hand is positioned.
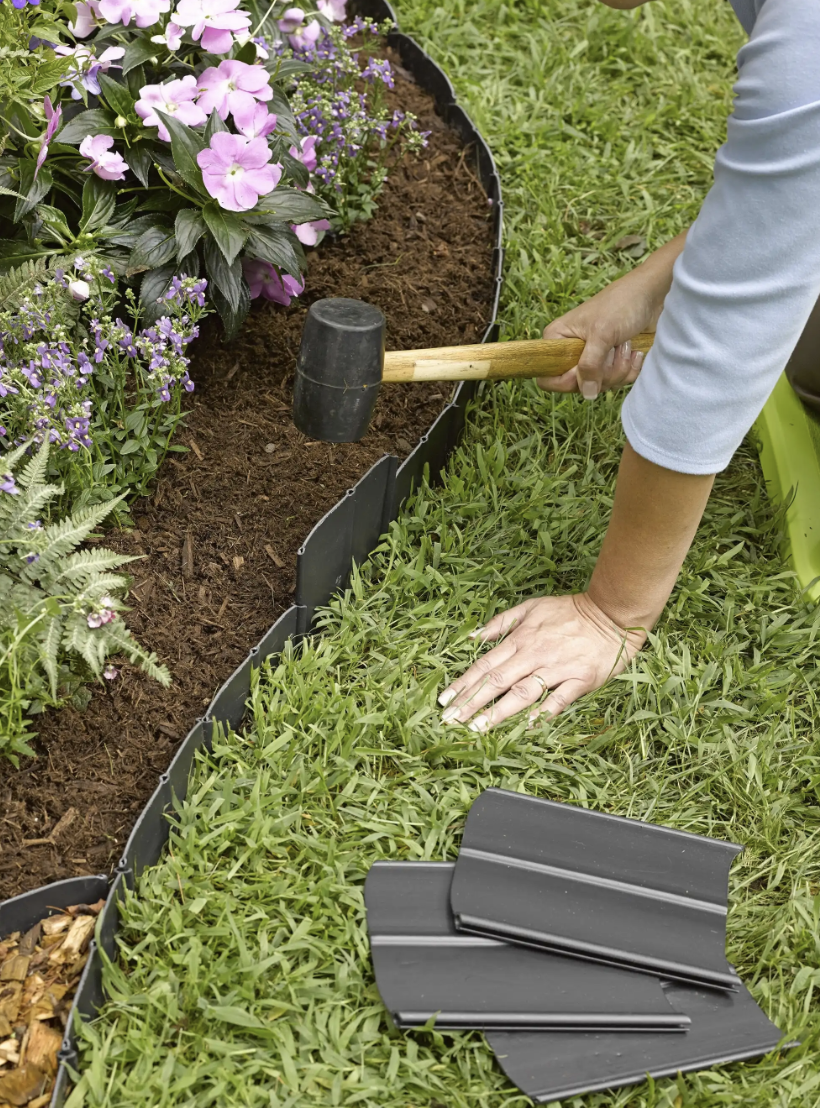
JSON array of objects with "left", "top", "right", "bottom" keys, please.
[
  {"left": 540, "top": 228, "right": 689, "bottom": 399},
  {"left": 437, "top": 593, "right": 646, "bottom": 732}
]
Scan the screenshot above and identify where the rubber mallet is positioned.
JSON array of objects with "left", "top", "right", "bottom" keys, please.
[{"left": 292, "top": 297, "right": 655, "bottom": 443}]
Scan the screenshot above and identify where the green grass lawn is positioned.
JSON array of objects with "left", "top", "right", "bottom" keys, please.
[{"left": 67, "top": 2, "right": 820, "bottom": 1105}]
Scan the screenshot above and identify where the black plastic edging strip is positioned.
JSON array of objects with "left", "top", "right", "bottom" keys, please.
[
  {"left": 117, "top": 775, "right": 174, "bottom": 880},
  {"left": 365, "top": 861, "right": 688, "bottom": 1032},
  {"left": 450, "top": 788, "right": 742, "bottom": 990},
  {"left": 487, "top": 980, "right": 788, "bottom": 1103},
  {"left": 0, "top": 874, "right": 108, "bottom": 935},
  {"left": 296, "top": 453, "right": 397, "bottom": 628}
]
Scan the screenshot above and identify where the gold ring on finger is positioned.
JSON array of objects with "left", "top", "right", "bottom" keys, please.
[{"left": 532, "top": 674, "right": 547, "bottom": 693}]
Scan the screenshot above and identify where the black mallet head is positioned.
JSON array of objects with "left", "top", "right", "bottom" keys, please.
[{"left": 292, "top": 297, "right": 386, "bottom": 443}]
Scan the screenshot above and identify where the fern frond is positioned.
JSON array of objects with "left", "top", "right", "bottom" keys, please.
[
  {"left": 4, "top": 483, "right": 64, "bottom": 535},
  {"left": 18, "top": 440, "right": 51, "bottom": 491},
  {"left": 81, "top": 573, "right": 133, "bottom": 596},
  {"left": 39, "top": 614, "right": 63, "bottom": 700},
  {"left": 63, "top": 615, "right": 107, "bottom": 673},
  {"left": 38, "top": 494, "right": 125, "bottom": 563},
  {"left": 103, "top": 619, "right": 172, "bottom": 686},
  {"left": 52, "top": 548, "right": 138, "bottom": 583},
  {"left": 0, "top": 256, "right": 72, "bottom": 305},
  {"left": 0, "top": 441, "right": 31, "bottom": 477}
]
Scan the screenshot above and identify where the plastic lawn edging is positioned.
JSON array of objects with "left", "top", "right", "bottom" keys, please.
[
  {"left": 755, "top": 372, "right": 820, "bottom": 602},
  {"left": 0, "top": 4, "right": 504, "bottom": 1103}
]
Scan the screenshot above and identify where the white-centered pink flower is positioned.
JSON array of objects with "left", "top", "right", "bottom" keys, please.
[
  {"left": 174, "top": 0, "right": 251, "bottom": 55},
  {"left": 97, "top": 0, "right": 170, "bottom": 27},
  {"left": 197, "top": 133, "right": 282, "bottom": 212},
  {"left": 289, "top": 135, "right": 318, "bottom": 173},
  {"left": 289, "top": 19, "right": 322, "bottom": 51},
  {"left": 292, "top": 219, "right": 331, "bottom": 247},
  {"left": 317, "top": 0, "right": 347, "bottom": 22},
  {"left": 242, "top": 259, "right": 304, "bottom": 305},
  {"left": 234, "top": 102, "right": 277, "bottom": 139},
  {"left": 69, "top": 0, "right": 102, "bottom": 37},
  {"left": 79, "top": 134, "right": 128, "bottom": 181},
  {"left": 151, "top": 21, "right": 184, "bottom": 50},
  {"left": 136, "top": 76, "right": 207, "bottom": 142},
  {"left": 277, "top": 6, "right": 304, "bottom": 33},
  {"left": 197, "top": 59, "right": 272, "bottom": 122}
]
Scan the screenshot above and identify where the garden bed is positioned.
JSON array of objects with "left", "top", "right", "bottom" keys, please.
[{"left": 0, "top": 58, "right": 494, "bottom": 904}]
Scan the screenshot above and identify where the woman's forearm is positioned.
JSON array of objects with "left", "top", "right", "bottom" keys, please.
[
  {"left": 587, "top": 441, "right": 714, "bottom": 631},
  {"left": 631, "top": 228, "right": 689, "bottom": 322}
]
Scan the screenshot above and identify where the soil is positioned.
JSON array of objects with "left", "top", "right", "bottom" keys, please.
[{"left": 0, "top": 52, "right": 495, "bottom": 903}]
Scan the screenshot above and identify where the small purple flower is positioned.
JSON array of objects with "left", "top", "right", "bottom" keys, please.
[
  {"left": 24, "top": 552, "right": 40, "bottom": 565},
  {"left": 242, "top": 259, "right": 304, "bottom": 305},
  {"left": 26, "top": 520, "right": 42, "bottom": 529},
  {"left": 1, "top": 473, "right": 19, "bottom": 496},
  {"left": 103, "top": 664, "right": 119, "bottom": 680}
]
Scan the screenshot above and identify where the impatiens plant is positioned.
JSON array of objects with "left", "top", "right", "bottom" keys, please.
[
  {"left": 0, "top": 438, "right": 170, "bottom": 764},
  {"left": 0, "top": 0, "right": 428, "bottom": 336}
]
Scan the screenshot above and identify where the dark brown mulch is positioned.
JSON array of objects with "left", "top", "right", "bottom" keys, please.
[{"left": 0, "top": 54, "right": 495, "bottom": 903}]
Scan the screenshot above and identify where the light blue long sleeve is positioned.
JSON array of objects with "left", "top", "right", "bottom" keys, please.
[{"left": 620, "top": 0, "right": 820, "bottom": 475}]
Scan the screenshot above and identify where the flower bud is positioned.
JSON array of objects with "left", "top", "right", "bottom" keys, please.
[
  {"left": 115, "top": 115, "right": 128, "bottom": 129},
  {"left": 68, "top": 279, "right": 90, "bottom": 302}
]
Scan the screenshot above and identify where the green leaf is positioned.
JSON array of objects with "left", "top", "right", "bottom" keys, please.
[
  {"left": 128, "top": 224, "right": 176, "bottom": 273},
  {"left": 203, "top": 236, "right": 242, "bottom": 311},
  {"left": 0, "top": 240, "right": 49, "bottom": 269},
  {"left": 203, "top": 1005, "right": 273, "bottom": 1033},
  {"left": 209, "top": 278, "right": 251, "bottom": 343},
  {"left": 203, "top": 110, "right": 229, "bottom": 143},
  {"left": 246, "top": 225, "right": 302, "bottom": 276},
  {"left": 81, "top": 175, "right": 117, "bottom": 233},
  {"left": 175, "top": 208, "right": 206, "bottom": 260},
  {"left": 122, "top": 143, "right": 154, "bottom": 188},
  {"left": 36, "top": 204, "right": 72, "bottom": 245},
  {"left": 254, "top": 187, "right": 326, "bottom": 223},
  {"left": 202, "top": 202, "right": 247, "bottom": 266},
  {"left": 139, "top": 263, "right": 176, "bottom": 321},
  {"left": 154, "top": 110, "right": 207, "bottom": 197},
  {"left": 29, "top": 55, "right": 73, "bottom": 98},
  {"left": 121, "top": 36, "right": 159, "bottom": 76},
  {"left": 13, "top": 161, "right": 52, "bottom": 223},
  {"left": 234, "top": 40, "right": 258, "bottom": 65},
  {"left": 58, "top": 108, "right": 118, "bottom": 145},
  {"left": 98, "top": 73, "right": 137, "bottom": 121}
]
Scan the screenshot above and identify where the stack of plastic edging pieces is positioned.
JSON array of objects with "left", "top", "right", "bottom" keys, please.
[{"left": 364, "top": 787, "right": 793, "bottom": 1102}]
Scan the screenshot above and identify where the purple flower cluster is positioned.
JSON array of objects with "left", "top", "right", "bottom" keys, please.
[{"left": 0, "top": 270, "right": 209, "bottom": 456}]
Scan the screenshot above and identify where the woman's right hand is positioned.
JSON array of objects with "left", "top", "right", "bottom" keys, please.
[{"left": 539, "top": 229, "right": 688, "bottom": 399}]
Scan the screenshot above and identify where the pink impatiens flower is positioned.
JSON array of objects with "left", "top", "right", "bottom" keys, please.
[
  {"left": 242, "top": 259, "right": 304, "bottom": 305},
  {"left": 289, "top": 135, "right": 318, "bottom": 173},
  {"left": 277, "top": 6, "right": 304, "bottom": 33},
  {"left": 197, "top": 59, "right": 272, "bottom": 122},
  {"left": 174, "top": 0, "right": 251, "bottom": 55},
  {"left": 292, "top": 219, "right": 331, "bottom": 247},
  {"left": 35, "top": 96, "right": 62, "bottom": 181},
  {"left": 317, "top": 0, "right": 347, "bottom": 21},
  {"left": 69, "top": 0, "right": 102, "bottom": 37},
  {"left": 79, "top": 134, "right": 128, "bottom": 181},
  {"left": 151, "top": 21, "right": 184, "bottom": 50},
  {"left": 289, "top": 19, "right": 322, "bottom": 51},
  {"left": 197, "top": 133, "right": 282, "bottom": 212},
  {"left": 233, "top": 103, "right": 277, "bottom": 140},
  {"left": 136, "top": 76, "right": 207, "bottom": 142},
  {"left": 97, "top": 0, "right": 170, "bottom": 27}
]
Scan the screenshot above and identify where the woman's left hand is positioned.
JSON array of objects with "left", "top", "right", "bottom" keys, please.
[{"left": 438, "top": 593, "right": 646, "bottom": 731}]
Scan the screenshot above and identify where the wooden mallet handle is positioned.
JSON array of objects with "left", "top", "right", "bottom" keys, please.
[{"left": 383, "top": 333, "right": 656, "bottom": 383}]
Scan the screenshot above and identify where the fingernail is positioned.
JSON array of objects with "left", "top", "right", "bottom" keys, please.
[
  {"left": 619, "top": 340, "right": 632, "bottom": 359},
  {"left": 468, "top": 625, "right": 485, "bottom": 640},
  {"left": 438, "top": 689, "right": 456, "bottom": 707},
  {"left": 633, "top": 351, "right": 644, "bottom": 369},
  {"left": 441, "top": 705, "right": 460, "bottom": 723},
  {"left": 468, "top": 715, "right": 489, "bottom": 733},
  {"left": 604, "top": 347, "right": 615, "bottom": 368},
  {"left": 580, "top": 380, "right": 598, "bottom": 401}
]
